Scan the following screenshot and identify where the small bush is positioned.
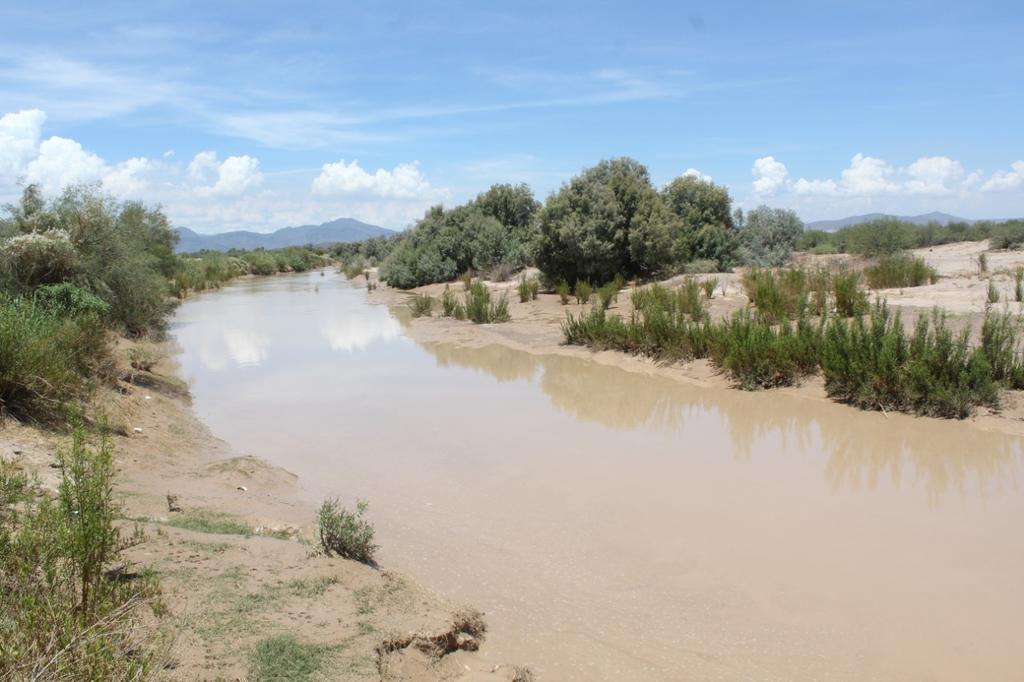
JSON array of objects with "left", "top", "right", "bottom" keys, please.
[
  {"left": 460, "top": 271, "right": 474, "bottom": 290},
  {"left": 832, "top": 270, "right": 869, "bottom": 317},
  {"left": 701, "top": 278, "right": 717, "bottom": 299},
  {"left": 597, "top": 278, "right": 623, "bottom": 310},
  {"left": 574, "top": 280, "right": 593, "bottom": 305},
  {"left": 0, "top": 427, "right": 159, "bottom": 679},
  {"left": 708, "top": 309, "right": 821, "bottom": 389},
  {"left": 528, "top": 279, "right": 540, "bottom": 300},
  {"left": 33, "top": 283, "right": 110, "bottom": 318},
  {"left": 864, "top": 255, "right": 939, "bottom": 289},
  {"left": 441, "top": 285, "right": 459, "bottom": 317},
  {"left": 990, "top": 222, "right": 1024, "bottom": 250},
  {"left": 517, "top": 277, "right": 532, "bottom": 303},
  {"left": 978, "top": 252, "right": 988, "bottom": 274},
  {"left": 980, "top": 308, "right": 1024, "bottom": 388},
  {"left": 988, "top": 280, "right": 1000, "bottom": 304},
  {"left": 408, "top": 293, "right": 433, "bottom": 317},
  {"left": 462, "top": 282, "right": 509, "bottom": 324},
  {"left": 742, "top": 268, "right": 808, "bottom": 323},
  {"left": 317, "top": 498, "right": 377, "bottom": 564},
  {"left": 556, "top": 280, "right": 571, "bottom": 305}
]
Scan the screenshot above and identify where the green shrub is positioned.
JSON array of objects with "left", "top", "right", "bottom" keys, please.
[
  {"left": 988, "top": 280, "right": 1000, "bottom": 304},
  {"left": 556, "top": 280, "right": 571, "bottom": 305},
  {"left": 832, "top": 270, "right": 869, "bottom": 317},
  {"left": 441, "top": 285, "right": 459, "bottom": 317},
  {"left": 408, "top": 293, "right": 433, "bottom": 317},
  {"left": 978, "top": 252, "right": 988, "bottom": 274},
  {"left": 0, "top": 296, "right": 109, "bottom": 421},
  {"left": 701, "top": 278, "right": 717, "bottom": 299},
  {"left": 528, "top": 279, "right": 539, "bottom": 300},
  {"left": 708, "top": 309, "right": 821, "bottom": 389},
  {"left": 0, "top": 428, "right": 159, "bottom": 679},
  {"left": 32, "top": 282, "right": 110, "bottom": 318},
  {"left": 833, "top": 219, "right": 917, "bottom": 256},
  {"left": 990, "top": 221, "right": 1024, "bottom": 250},
  {"left": 864, "top": 255, "right": 939, "bottom": 289},
  {"left": 742, "top": 268, "right": 808, "bottom": 323},
  {"left": 1014, "top": 268, "right": 1023, "bottom": 302},
  {"left": 736, "top": 205, "right": 803, "bottom": 267},
  {"left": 488, "top": 263, "right": 515, "bottom": 282},
  {"left": 463, "top": 282, "right": 509, "bottom": 323},
  {"left": 517, "top": 276, "right": 532, "bottom": 303},
  {"left": 574, "top": 280, "right": 593, "bottom": 305},
  {"left": 316, "top": 498, "right": 377, "bottom": 564},
  {"left": 820, "top": 302, "right": 997, "bottom": 418},
  {"left": 597, "top": 277, "right": 624, "bottom": 310},
  {"left": 979, "top": 308, "right": 1024, "bottom": 388}
]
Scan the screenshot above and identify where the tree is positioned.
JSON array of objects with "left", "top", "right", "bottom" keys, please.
[
  {"left": 471, "top": 183, "right": 540, "bottom": 231},
  {"left": 533, "top": 158, "right": 671, "bottom": 284},
  {"left": 662, "top": 175, "right": 738, "bottom": 270},
  {"left": 737, "top": 205, "right": 804, "bottom": 267}
]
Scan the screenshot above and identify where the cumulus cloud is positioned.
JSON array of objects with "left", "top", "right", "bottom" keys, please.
[
  {"left": 189, "top": 151, "right": 263, "bottom": 196},
  {"left": 24, "top": 136, "right": 107, "bottom": 192},
  {"left": 752, "top": 156, "right": 788, "bottom": 196},
  {"left": 983, "top": 161, "right": 1024, "bottom": 192},
  {"left": 311, "top": 159, "right": 436, "bottom": 199},
  {"left": 682, "top": 167, "right": 713, "bottom": 182},
  {"left": 904, "top": 156, "right": 966, "bottom": 195},
  {"left": 0, "top": 109, "right": 45, "bottom": 176},
  {"left": 837, "top": 153, "right": 898, "bottom": 195}
]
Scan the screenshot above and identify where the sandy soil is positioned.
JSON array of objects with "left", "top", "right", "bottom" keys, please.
[
  {"left": 0, "top": 339, "right": 528, "bottom": 681},
  {"left": 363, "top": 239, "right": 1024, "bottom": 439}
]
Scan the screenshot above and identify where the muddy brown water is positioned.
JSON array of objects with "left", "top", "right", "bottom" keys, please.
[{"left": 172, "top": 271, "right": 1024, "bottom": 681}]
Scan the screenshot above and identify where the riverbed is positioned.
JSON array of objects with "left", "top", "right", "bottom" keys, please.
[{"left": 171, "top": 270, "right": 1024, "bottom": 681}]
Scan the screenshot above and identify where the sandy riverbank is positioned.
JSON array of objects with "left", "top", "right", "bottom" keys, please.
[
  {"left": 0, "top": 335, "right": 530, "bottom": 681},
  {"left": 365, "top": 239, "right": 1024, "bottom": 439}
]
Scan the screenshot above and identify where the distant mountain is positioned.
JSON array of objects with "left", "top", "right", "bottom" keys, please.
[
  {"left": 805, "top": 212, "right": 971, "bottom": 232},
  {"left": 175, "top": 218, "right": 393, "bottom": 253}
]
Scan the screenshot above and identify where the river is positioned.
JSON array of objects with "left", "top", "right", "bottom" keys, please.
[{"left": 170, "top": 270, "right": 1024, "bottom": 681}]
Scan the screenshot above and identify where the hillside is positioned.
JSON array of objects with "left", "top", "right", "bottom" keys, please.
[
  {"left": 805, "top": 211, "right": 971, "bottom": 232},
  {"left": 175, "top": 218, "right": 393, "bottom": 253}
]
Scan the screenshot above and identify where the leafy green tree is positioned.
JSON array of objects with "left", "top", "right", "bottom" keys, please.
[
  {"left": 533, "top": 158, "right": 671, "bottom": 284},
  {"left": 662, "top": 175, "right": 738, "bottom": 270},
  {"left": 738, "top": 205, "right": 804, "bottom": 267}
]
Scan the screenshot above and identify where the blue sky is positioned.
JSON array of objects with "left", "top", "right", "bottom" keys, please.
[{"left": 1, "top": 0, "right": 1022, "bottom": 232}]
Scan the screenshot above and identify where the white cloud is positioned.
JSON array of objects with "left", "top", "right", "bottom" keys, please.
[
  {"left": 312, "top": 159, "right": 435, "bottom": 199},
  {"left": 24, "top": 136, "right": 107, "bottom": 192},
  {"left": 839, "top": 153, "right": 898, "bottom": 195},
  {"left": 0, "top": 109, "right": 45, "bottom": 176},
  {"left": 102, "top": 157, "right": 153, "bottom": 197},
  {"left": 188, "top": 151, "right": 263, "bottom": 196},
  {"left": 904, "top": 156, "right": 965, "bottom": 195},
  {"left": 982, "top": 161, "right": 1024, "bottom": 192},
  {"left": 187, "top": 150, "right": 218, "bottom": 182},
  {"left": 792, "top": 177, "right": 838, "bottom": 196},
  {"left": 752, "top": 156, "right": 788, "bottom": 196},
  {"left": 682, "top": 167, "right": 713, "bottom": 182}
]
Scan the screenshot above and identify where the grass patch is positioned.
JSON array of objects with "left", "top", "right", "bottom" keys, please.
[
  {"left": 248, "top": 634, "right": 332, "bottom": 682},
  {"left": 864, "top": 254, "right": 939, "bottom": 289},
  {"left": 461, "top": 281, "right": 510, "bottom": 324},
  {"left": 407, "top": 293, "right": 433, "bottom": 318}
]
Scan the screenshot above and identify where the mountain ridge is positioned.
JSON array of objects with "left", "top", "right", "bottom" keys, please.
[
  {"left": 175, "top": 217, "right": 393, "bottom": 253},
  {"left": 804, "top": 211, "right": 971, "bottom": 232}
]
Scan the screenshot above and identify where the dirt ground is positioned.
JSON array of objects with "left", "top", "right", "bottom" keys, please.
[
  {"left": 364, "top": 239, "right": 1024, "bottom": 439},
  {"left": 0, "top": 340, "right": 530, "bottom": 681}
]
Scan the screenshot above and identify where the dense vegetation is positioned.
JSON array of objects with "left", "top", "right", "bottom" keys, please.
[
  {"left": 379, "top": 183, "right": 539, "bottom": 288},
  {"left": 798, "top": 217, "right": 1024, "bottom": 256},
  {"left": 564, "top": 278, "right": 1024, "bottom": 418}
]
